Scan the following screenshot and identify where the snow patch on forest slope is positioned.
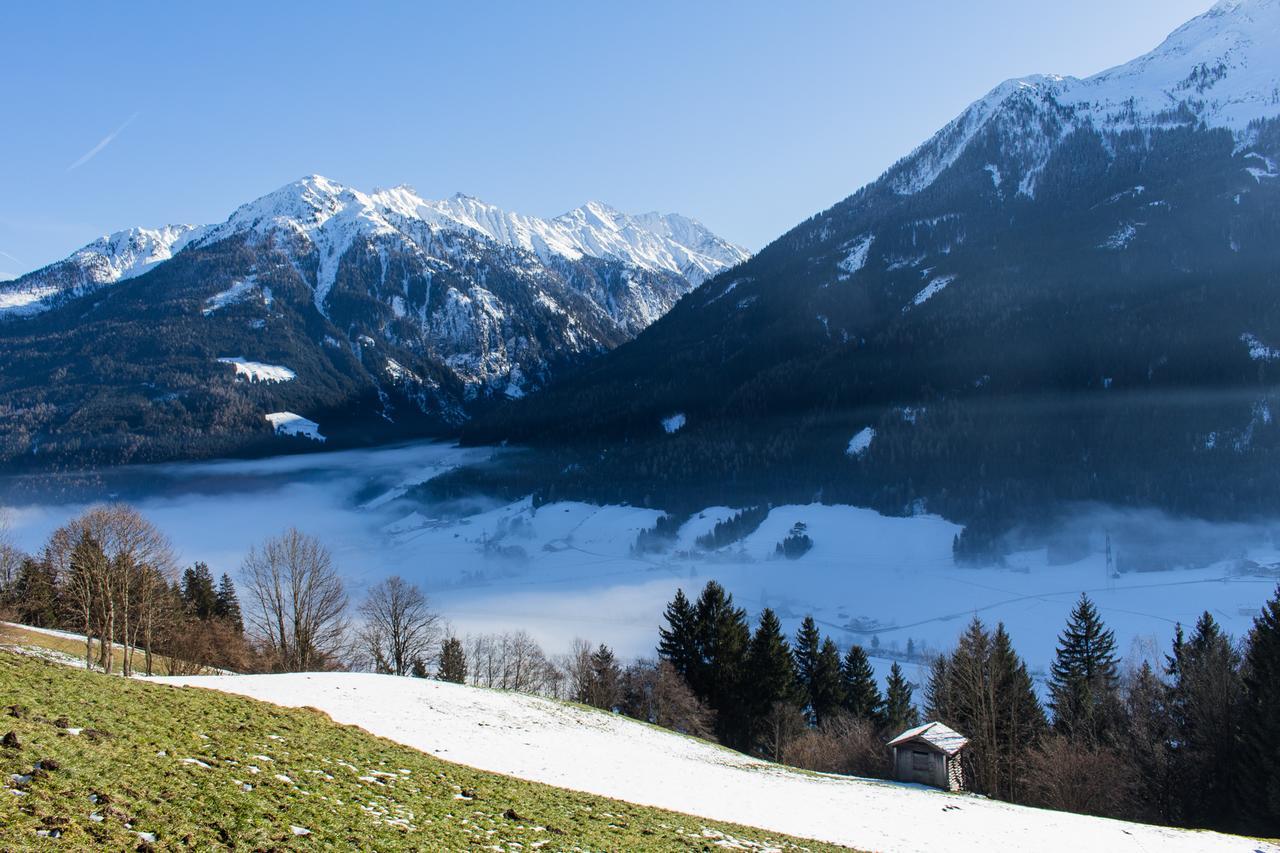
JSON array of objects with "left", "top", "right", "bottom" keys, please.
[{"left": 153, "top": 671, "right": 1274, "bottom": 853}]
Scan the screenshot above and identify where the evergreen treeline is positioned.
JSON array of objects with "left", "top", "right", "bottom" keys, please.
[
  {"left": 650, "top": 582, "right": 1280, "bottom": 838},
  {"left": 695, "top": 506, "right": 770, "bottom": 550}
]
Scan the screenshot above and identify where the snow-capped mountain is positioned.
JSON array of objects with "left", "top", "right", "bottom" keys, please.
[
  {"left": 890, "top": 0, "right": 1280, "bottom": 196},
  {"left": 0, "top": 224, "right": 204, "bottom": 316},
  {"left": 466, "top": 0, "right": 1280, "bottom": 530},
  {"left": 1, "top": 177, "right": 745, "bottom": 320},
  {"left": 0, "top": 177, "right": 745, "bottom": 469}
]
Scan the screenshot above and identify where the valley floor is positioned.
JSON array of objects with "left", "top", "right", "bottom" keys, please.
[{"left": 157, "top": 670, "right": 1276, "bottom": 852}]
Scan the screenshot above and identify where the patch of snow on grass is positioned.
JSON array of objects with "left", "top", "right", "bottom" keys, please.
[
  {"left": 662, "top": 413, "right": 687, "bottom": 434},
  {"left": 846, "top": 427, "right": 875, "bottom": 457},
  {"left": 1100, "top": 223, "right": 1140, "bottom": 250},
  {"left": 1241, "top": 333, "right": 1280, "bottom": 361},
  {"left": 218, "top": 357, "right": 296, "bottom": 383},
  {"left": 203, "top": 276, "right": 269, "bottom": 315},
  {"left": 265, "top": 412, "right": 325, "bottom": 442},
  {"left": 908, "top": 274, "right": 957, "bottom": 309},
  {"left": 837, "top": 235, "right": 874, "bottom": 279}
]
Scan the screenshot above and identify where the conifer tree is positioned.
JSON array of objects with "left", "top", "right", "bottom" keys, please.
[
  {"left": 438, "top": 636, "right": 467, "bottom": 684},
  {"left": 1122, "top": 661, "right": 1177, "bottom": 824},
  {"left": 587, "top": 643, "right": 622, "bottom": 710},
  {"left": 924, "top": 653, "right": 951, "bottom": 721},
  {"left": 793, "top": 616, "right": 822, "bottom": 718},
  {"left": 990, "top": 623, "right": 1046, "bottom": 802},
  {"left": 411, "top": 658, "right": 429, "bottom": 678},
  {"left": 181, "top": 562, "right": 217, "bottom": 619},
  {"left": 809, "top": 638, "right": 845, "bottom": 725},
  {"left": 1048, "top": 594, "right": 1121, "bottom": 744},
  {"left": 748, "top": 608, "right": 799, "bottom": 715},
  {"left": 658, "top": 588, "right": 699, "bottom": 682},
  {"left": 12, "top": 557, "right": 58, "bottom": 628},
  {"left": 884, "top": 662, "right": 919, "bottom": 734},
  {"left": 214, "top": 573, "right": 244, "bottom": 633},
  {"left": 841, "top": 644, "right": 883, "bottom": 722},
  {"left": 1239, "top": 584, "right": 1280, "bottom": 834},
  {"left": 747, "top": 608, "right": 801, "bottom": 758},
  {"left": 1166, "top": 612, "right": 1243, "bottom": 830},
  {"left": 693, "top": 581, "right": 752, "bottom": 748}
]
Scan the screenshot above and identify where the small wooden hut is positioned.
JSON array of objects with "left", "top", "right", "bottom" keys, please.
[{"left": 886, "top": 721, "right": 969, "bottom": 791}]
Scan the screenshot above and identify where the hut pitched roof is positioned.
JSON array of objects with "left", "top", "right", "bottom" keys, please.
[{"left": 886, "top": 721, "right": 969, "bottom": 756}]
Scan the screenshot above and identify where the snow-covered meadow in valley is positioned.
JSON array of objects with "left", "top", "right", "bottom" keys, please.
[
  {"left": 5, "top": 440, "right": 1277, "bottom": 689},
  {"left": 151, "top": 669, "right": 1278, "bottom": 852}
]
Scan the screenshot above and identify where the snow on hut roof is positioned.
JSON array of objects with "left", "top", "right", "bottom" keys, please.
[{"left": 887, "top": 721, "right": 969, "bottom": 755}]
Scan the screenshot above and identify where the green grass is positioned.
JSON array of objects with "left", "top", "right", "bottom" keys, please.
[
  {"left": 0, "top": 623, "right": 216, "bottom": 677},
  {"left": 0, "top": 652, "right": 847, "bottom": 851}
]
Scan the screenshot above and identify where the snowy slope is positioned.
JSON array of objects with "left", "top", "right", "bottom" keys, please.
[
  {"left": 0, "top": 224, "right": 204, "bottom": 316},
  {"left": 153, "top": 671, "right": 1275, "bottom": 853},
  {"left": 891, "top": 0, "right": 1280, "bottom": 196}
]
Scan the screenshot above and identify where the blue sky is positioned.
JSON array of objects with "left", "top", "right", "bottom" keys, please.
[{"left": 1, "top": 0, "right": 1211, "bottom": 276}]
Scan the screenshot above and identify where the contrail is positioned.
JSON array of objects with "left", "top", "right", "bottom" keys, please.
[
  {"left": 0, "top": 250, "right": 21, "bottom": 265},
  {"left": 67, "top": 112, "right": 140, "bottom": 171}
]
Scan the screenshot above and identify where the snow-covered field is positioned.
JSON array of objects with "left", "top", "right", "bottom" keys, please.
[
  {"left": 152, "top": 670, "right": 1275, "bottom": 852},
  {"left": 5, "top": 440, "right": 1279, "bottom": 688},
  {"left": 218, "top": 357, "right": 295, "bottom": 383}
]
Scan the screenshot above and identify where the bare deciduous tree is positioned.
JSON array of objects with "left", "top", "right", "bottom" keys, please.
[
  {"left": 242, "top": 528, "right": 349, "bottom": 672},
  {"left": 787, "top": 711, "right": 892, "bottom": 778},
  {"left": 564, "top": 637, "right": 595, "bottom": 702},
  {"left": 44, "top": 505, "right": 176, "bottom": 674},
  {"left": 0, "top": 506, "right": 24, "bottom": 597},
  {"left": 358, "top": 576, "right": 440, "bottom": 676},
  {"left": 620, "top": 659, "right": 716, "bottom": 739},
  {"left": 1021, "top": 734, "right": 1136, "bottom": 818},
  {"left": 465, "top": 630, "right": 562, "bottom": 696}
]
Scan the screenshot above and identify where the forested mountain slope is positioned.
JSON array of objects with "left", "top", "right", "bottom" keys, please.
[
  {"left": 465, "top": 0, "right": 1280, "bottom": 531},
  {"left": 0, "top": 177, "right": 745, "bottom": 469}
]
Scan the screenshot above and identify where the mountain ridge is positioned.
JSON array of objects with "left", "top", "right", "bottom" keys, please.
[
  {"left": 0, "top": 176, "right": 747, "bottom": 320},
  {"left": 0, "top": 177, "right": 746, "bottom": 470},
  {"left": 458, "top": 0, "right": 1280, "bottom": 533}
]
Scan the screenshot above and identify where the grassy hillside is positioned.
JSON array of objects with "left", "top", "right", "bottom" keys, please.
[
  {"left": 0, "top": 623, "right": 220, "bottom": 677},
  {"left": 0, "top": 652, "right": 842, "bottom": 851}
]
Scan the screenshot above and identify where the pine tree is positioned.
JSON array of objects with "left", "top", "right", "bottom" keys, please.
[
  {"left": 12, "top": 557, "right": 58, "bottom": 628},
  {"left": 747, "top": 608, "right": 800, "bottom": 758},
  {"left": 924, "top": 653, "right": 951, "bottom": 721},
  {"left": 793, "top": 616, "right": 822, "bottom": 720},
  {"left": 1167, "top": 612, "right": 1244, "bottom": 830},
  {"left": 214, "top": 573, "right": 244, "bottom": 633},
  {"left": 990, "top": 623, "right": 1046, "bottom": 803},
  {"left": 587, "top": 644, "right": 622, "bottom": 710},
  {"left": 1122, "top": 661, "right": 1177, "bottom": 824},
  {"left": 809, "top": 638, "right": 846, "bottom": 725},
  {"left": 693, "top": 581, "right": 752, "bottom": 749},
  {"left": 748, "top": 609, "right": 798, "bottom": 713},
  {"left": 841, "top": 644, "right": 883, "bottom": 722},
  {"left": 181, "top": 562, "right": 217, "bottom": 619},
  {"left": 438, "top": 636, "right": 467, "bottom": 684},
  {"left": 884, "top": 662, "right": 919, "bottom": 734},
  {"left": 1048, "top": 594, "right": 1121, "bottom": 744},
  {"left": 658, "top": 588, "right": 699, "bottom": 682},
  {"left": 1239, "top": 584, "right": 1280, "bottom": 834}
]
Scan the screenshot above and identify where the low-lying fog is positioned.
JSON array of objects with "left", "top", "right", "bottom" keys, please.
[{"left": 5, "top": 440, "right": 1278, "bottom": 688}]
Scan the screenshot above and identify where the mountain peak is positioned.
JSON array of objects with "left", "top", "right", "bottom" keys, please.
[{"left": 889, "top": 0, "right": 1280, "bottom": 197}]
